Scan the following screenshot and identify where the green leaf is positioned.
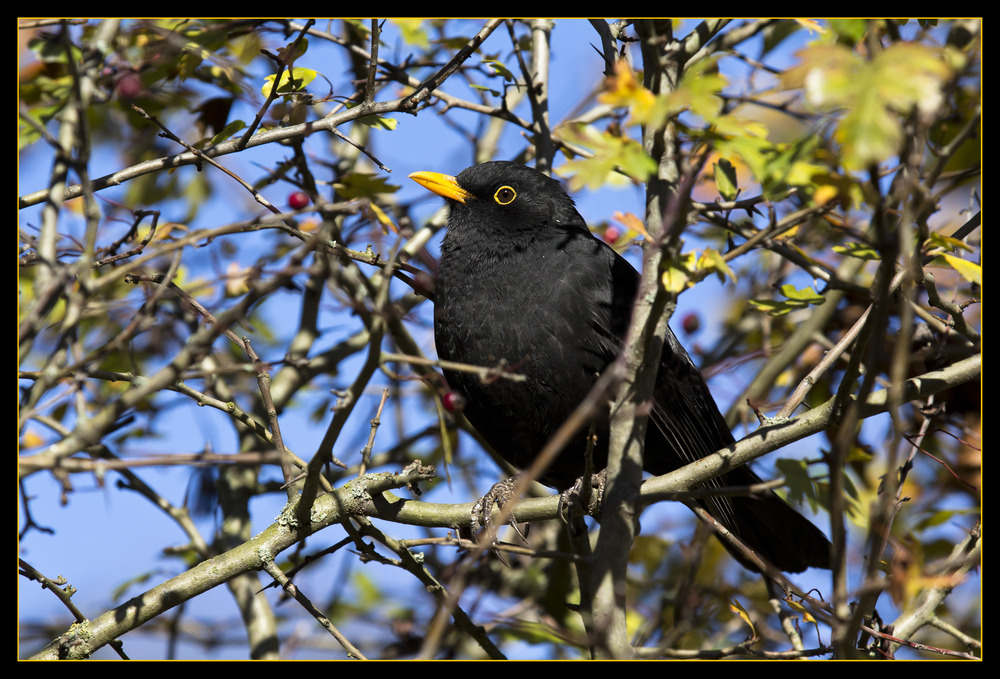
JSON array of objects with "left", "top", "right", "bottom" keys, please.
[
  {"left": 359, "top": 114, "right": 398, "bottom": 131},
  {"left": 914, "top": 506, "right": 980, "bottom": 532},
  {"left": 715, "top": 132, "right": 828, "bottom": 200},
  {"left": 483, "top": 58, "right": 515, "bottom": 82},
  {"left": 555, "top": 123, "right": 656, "bottom": 191},
  {"left": 344, "top": 102, "right": 398, "bottom": 131},
  {"left": 667, "top": 57, "right": 728, "bottom": 123},
  {"left": 713, "top": 157, "right": 739, "bottom": 200},
  {"left": 774, "top": 457, "right": 823, "bottom": 509},
  {"left": 19, "top": 102, "right": 64, "bottom": 150},
  {"left": 784, "top": 42, "right": 956, "bottom": 170},
  {"left": 833, "top": 240, "right": 881, "bottom": 260},
  {"left": 207, "top": 119, "right": 247, "bottom": 146},
  {"left": 276, "top": 37, "right": 308, "bottom": 64},
  {"left": 827, "top": 18, "right": 869, "bottom": 44},
  {"left": 925, "top": 232, "right": 973, "bottom": 254},
  {"left": 778, "top": 283, "right": 825, "bottom": 305},
  {"left": 469, "top": 83, "right": 502, "bottom": 97},
  {"left": 390, "top": 18, "right": 431, "bottom": 48},
  {"left": 29, "top": 36, "right": 82, "bottom": 64},
  {"left": 750, "top": 284, "right": 825, "bottom": 316},
  {"left": 747, "top": 298, "right": 795, "bottom": 316},
  {"left": 333, "top": 173, "right": 400, "bottom": 200},
  {"left": 761, "top": 20, "right": 807, "bottom": 56}
]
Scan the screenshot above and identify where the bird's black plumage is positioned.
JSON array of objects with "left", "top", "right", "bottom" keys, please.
[{"left": 411, "top": 160, "right": 830, "bottom": 573}]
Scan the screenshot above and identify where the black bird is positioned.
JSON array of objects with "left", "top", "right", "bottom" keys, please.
[{"left": 410, "top": 160, "right": 830, "bottom": 573}]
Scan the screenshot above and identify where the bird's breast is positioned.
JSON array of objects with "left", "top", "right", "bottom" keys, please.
[{"left": 434, "top": 242, "right": 617, "bottom": 408}]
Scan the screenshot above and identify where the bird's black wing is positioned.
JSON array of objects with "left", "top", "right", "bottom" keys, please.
[{"left": 603, "top": 246, "right": 831, "bottom": 572}]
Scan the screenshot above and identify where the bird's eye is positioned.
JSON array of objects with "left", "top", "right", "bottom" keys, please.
[{"left": 493, "top": 186, "right": 516, "bottom": 205}]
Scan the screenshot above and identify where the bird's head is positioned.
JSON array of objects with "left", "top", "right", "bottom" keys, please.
[{"left": 410, "top": 161, "right": 586, "bottom": 239}]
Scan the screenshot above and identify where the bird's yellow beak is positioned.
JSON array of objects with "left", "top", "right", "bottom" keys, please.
[{"left": 409, "top": 171, "right": 474, "bottom": 204}]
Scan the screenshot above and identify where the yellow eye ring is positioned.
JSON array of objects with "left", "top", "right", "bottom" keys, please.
[{"left": 494, "top": 186, "right": 516, "bottom": 205}]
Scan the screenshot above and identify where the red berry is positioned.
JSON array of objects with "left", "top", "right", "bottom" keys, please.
[
  {"left": 681, "top": 312, "right": 701, "bottom": 335},
  {"left": 442, "top": 391, "right": 465, "bottom": 412},
  {"left": 288, "top": 191, "right": 310, "bottom": 210},
  {"left": 115, "top": 72, "right": 143, "bottom": 100}
]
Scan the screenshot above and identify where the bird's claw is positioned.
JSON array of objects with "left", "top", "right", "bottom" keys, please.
[
  {"left": 471, "top": 476, "right": 528, "bottom": 565},
  {"left": 558, "top": 468, "right": 606, "bottom": 531}
]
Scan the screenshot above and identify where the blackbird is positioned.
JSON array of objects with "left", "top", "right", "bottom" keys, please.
[{"left": 410, "top": 160, "right": 830, "bottom": 573}]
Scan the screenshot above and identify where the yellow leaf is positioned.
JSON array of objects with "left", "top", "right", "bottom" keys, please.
[
  {"left": 20, "top": 429, "right": 45, "bottom": 449},
  {"left": 64, "top": 196, "right": 86, "bottom": 214},
  {"left": 261, "top": 66, "right": 317, "bottom": 97},
  {"left": 145, "top": 222, "right": 188, "bottom": 243},
  {"left": 598, "top": 61, "right": 657, "bottom": 125},
  {"left": 368, "top": 202, "right": 398, "bottom": 233},
  {"left": 225, "top": 262, "right": 250, "bottom": 297},
  {"left": 729, "top": 599, "right": 757, "bottom": 638},
  {"left": 696, "top": 248, "right": 737, "bottom": 284},
  {"left": 942, "top": 253, "right": 981, "bottom": 286},
  {"left": 794, "top": 19, "right": 826, "bottom": 33},
  {"left": 610, "top": 211, "right": 649, "bottom": 240},
  {"left": 784, "top": 597, "right": 817, "bottom": 623},
  {"left": 661, "top": 264, "right": 692, "bottom": 293}
]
